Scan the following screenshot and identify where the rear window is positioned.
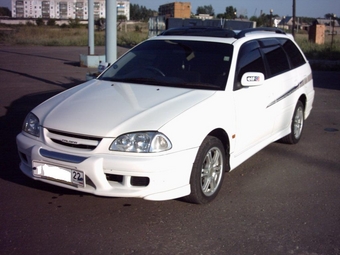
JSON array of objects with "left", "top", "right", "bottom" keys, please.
[{"left": 279, "top": 38, "right": 306, "bottom": 68}]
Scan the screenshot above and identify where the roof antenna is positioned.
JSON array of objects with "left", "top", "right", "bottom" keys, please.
[{"left": 220, "top": 18, "right": 225, "bottom": 28}]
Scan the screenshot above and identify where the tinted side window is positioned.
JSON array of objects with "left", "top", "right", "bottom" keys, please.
[
  {"left": 279, "top": 38, "right": 306, "bottom": 69},
  {"left": 262, "top": 44, "right": 290, "bottom": 77},
  {"left": 234, "top": 40, "right": 266, "bottom": 90}
]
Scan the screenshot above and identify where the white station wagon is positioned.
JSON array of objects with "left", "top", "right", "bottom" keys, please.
[{"left": 16, "top": 27, "right": 315, "bottom": 204}]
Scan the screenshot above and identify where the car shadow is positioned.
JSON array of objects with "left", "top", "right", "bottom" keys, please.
[
  {"left": 312, "top": 70, "right": 340, "bottom": 91},
  {"left": 0, "top": 82, "right": 87, "bottom": 196},
  {"left": 0, "top": 48, "right": 79, "bottom": 63},
  {"left": 0, "top": 67, "right": 83, "bottom": 89}
]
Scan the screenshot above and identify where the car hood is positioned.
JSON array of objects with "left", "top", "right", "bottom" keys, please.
[{"left": 34, "top": 79, "right": 215, "bottom": 137}]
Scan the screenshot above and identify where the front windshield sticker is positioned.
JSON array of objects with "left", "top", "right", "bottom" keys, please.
[{"left": 187, "top": 52, "right": 195, "bottom": 61}]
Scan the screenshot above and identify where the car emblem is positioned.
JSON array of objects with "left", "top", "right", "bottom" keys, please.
[{"left": 61, "top": 139, "right": 78, "bottom": 145}]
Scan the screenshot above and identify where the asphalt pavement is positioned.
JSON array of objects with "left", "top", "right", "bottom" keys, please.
[{"left": 0, "top": 46, "right": 339, "bottom": 255}]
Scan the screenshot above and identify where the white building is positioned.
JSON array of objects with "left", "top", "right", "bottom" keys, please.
[{"left": 11, "top": 0, "right": 130, "bottom": 20}]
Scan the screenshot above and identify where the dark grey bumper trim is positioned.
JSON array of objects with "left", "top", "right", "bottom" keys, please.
[{"left": 40, "top": 148, "right": 88, "bottom": 163}]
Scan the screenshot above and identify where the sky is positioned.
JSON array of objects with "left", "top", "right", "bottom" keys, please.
[
  {"left": 0, "top": 0, "right": 339, "bottom": 18},
  {"left": 130, "top": 0, "right": 339, "bottom": 18}
]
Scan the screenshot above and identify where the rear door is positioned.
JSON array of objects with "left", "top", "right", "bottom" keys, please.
[
  {"left": 269, "top": 38, "right": 310, "bottom": 133},
  {"left": 259, "top": 38, "right": 295, "bottom": 135}
]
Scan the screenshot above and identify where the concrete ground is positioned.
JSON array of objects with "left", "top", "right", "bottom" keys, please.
[{"left": 0, "top": 46, "right": 339, "bottom": 255}]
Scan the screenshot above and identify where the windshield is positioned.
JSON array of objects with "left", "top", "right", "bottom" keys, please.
[{"left": 99, "top": 39, "right": 233, "bottom": 90}]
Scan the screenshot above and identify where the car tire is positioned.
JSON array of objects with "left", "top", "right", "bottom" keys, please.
[
  {"left": 281, "top": 100, "right": 305, "bottom": 144},
  {"left": 185, "top": 136, "right": 226, "bottom": 204}
]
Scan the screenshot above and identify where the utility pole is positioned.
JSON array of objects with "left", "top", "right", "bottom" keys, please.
[
  {"left": 331, "top": 14, "right": 336, "bottom": 50},
  {"left": 106, "top": 0, "right": 117, "bottom": 64},
  {"left": 88, "top": 0, "right": 94, "bottom": 55},
  {"left": 292, "top": 0, "right": 296, "bottom": 37},
  {"left": 270, "top": 9, "right": 273, "bottom": 27}
]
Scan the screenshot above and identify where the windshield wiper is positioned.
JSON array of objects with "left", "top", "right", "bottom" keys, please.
[
  {"left": 101, "top": 77, "right": 173, "bottom": 86},
  {"left": 175, "top": 82, "right": 222, "bottom": 90}
]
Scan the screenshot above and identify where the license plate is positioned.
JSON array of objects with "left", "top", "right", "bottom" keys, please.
[{"left": 32, "top": 161, "right": 85, "bottom": 187}]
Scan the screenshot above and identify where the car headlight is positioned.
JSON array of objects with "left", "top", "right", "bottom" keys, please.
[
  {"left": 22, "top": 112, "right": 40, "bottom": 137},
  {"left": 110, "top": 132, "right": 172, "bottom": 153}
]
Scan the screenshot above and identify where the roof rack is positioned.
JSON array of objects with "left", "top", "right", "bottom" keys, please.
[
  {"left": 158, "top": 26, "right": 286, "bottom": 40},
  {"left": 235, "top": 27, "right": 286, "bottom": 39},
  {"left": 159, "top": 26, "right": 236, "bottom": 38}
]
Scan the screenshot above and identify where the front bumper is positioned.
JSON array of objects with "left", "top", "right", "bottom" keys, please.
[{"left": 16, "top": 132, "right": 198, "bottom": 201}]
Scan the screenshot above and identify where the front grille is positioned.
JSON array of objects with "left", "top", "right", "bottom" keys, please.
[
  {"left": 50, "top": 139, "right": 96, "bottom": 150},
  {"left": 46, "top": 129, "right": 102, "bottom": 150}
]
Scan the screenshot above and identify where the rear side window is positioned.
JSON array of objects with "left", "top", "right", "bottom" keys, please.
[
  {"left": 260, "top": 39, "right": 290, "bottom": 77},
  {"left": 279, "top": 38, "right": 306, "bottom": 68},
  {"left": 234, "top": 40, "right": 266, "bottom": 90}
]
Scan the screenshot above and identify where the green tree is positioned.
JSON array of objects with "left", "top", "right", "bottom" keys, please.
[
  {"left": 216, "top": 6, "right": 237, "bottom": 19},
  {"left": 0, "top": 7, "right": 11, "bottom": 17},
  {"left": 324, "top": 13, "right": 334, "bottom": 19},
  {"left": 118, "top": 15, "right": 127, "bottom": 21},
  {"left": 36, "top": 18, "right": 44, "bottom": 26},
  {"left": 250, "top": 13, "right": 267, "bottom": 27},
  {"left": 225, "top": 6, "right": 237, "bottom": 19},
  {"left": 196, "top": 5, "right": 214, "bottom": 16},
  {"left": 130, "top": 4, "right": 155, "bottom": 21},
  {"left": 68, "top": 18, "right": 81, "bottom": 28},
  {"left": 216, "top": 13, "right": 224, "bottom": 19},
  {"left": 47, "top": 19, "right": 56, "bottom": 26}
]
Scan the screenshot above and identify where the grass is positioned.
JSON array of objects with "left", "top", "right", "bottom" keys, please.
[
  {"left": 1, "top": 24, "right": 339, "bottom": 70},
  {"left": 0, "top": 25, "right": 88, "bottom": 46},
  {"left": 295, "top": 33, "right": 340, "bottom": 71},
  {"left": 0, "top": 23, "right": 148, "bottom": 47},
  {"left": 295, "top": 33, "right": 340, "bottom": 60}
]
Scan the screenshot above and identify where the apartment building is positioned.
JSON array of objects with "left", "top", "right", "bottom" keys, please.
[{"left": 11, "top": 0, "right": 130, "bottom": 20}]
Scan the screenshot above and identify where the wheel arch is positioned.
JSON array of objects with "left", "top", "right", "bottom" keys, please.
[
  {"left": 207, "top": 128, "right": 231, "bottom": 171},
  {"left": 298, "top": 94, "right": 307, "bottom": 115}
]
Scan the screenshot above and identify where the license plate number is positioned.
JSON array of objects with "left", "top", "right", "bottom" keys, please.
[
  {"left": 33, "top": 162, "right": 85, "bottom": 187},
  {"left": 71, "top": 169, "right": 85, "bottom": 186}
]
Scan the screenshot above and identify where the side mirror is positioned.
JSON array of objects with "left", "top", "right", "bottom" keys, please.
[{"left": 241, "top": 72, "right": 265, "bottom": 87}]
